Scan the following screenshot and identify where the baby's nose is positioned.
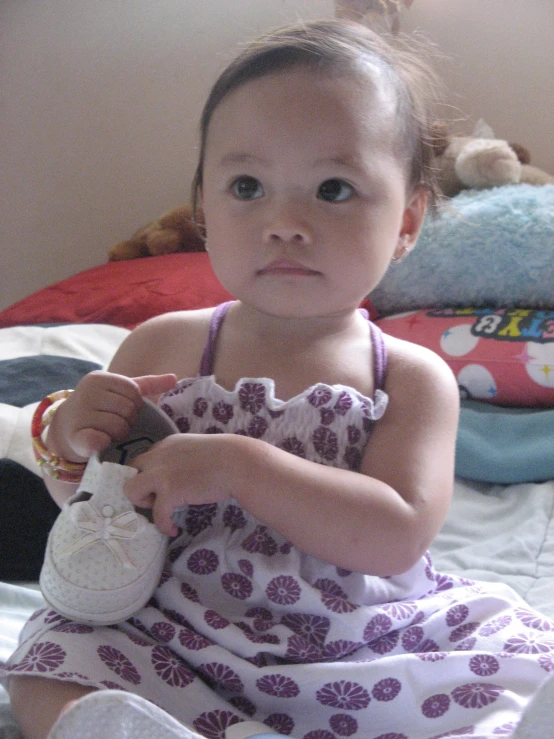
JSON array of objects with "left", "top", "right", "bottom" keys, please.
[
  {"left": 263, "top": 226, "right": 310, "bottom": 244},
  {"left": 262, "top": 212, "right": 312, "bottom": 245}
]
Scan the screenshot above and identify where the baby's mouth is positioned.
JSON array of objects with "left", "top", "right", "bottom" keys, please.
[{"left": 257, "top": 259, "right": 320, "bottom": 276}]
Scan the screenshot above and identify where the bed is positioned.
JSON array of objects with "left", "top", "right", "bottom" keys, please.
[{"left": 0, "top": 184, "right": 553, "bottom": 737}]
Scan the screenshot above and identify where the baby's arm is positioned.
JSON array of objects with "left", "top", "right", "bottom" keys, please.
[
  {"left": 125, "top": 336, "right": 459, "bottom": 576},
  {"left": 250, "top": 338, "right": 460, "bottom": 576},
  {"left": 239, "top": 338, "right": 458, "bottom": 575}
]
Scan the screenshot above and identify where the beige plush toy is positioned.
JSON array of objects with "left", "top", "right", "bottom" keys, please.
[
  {"left": 431, "top": 120, "right": 554, "bottom": 198},
  {"left": 108, "top": 204, "right": 205, "bottom": 261}
]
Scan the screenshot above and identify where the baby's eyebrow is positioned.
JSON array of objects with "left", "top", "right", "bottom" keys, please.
[
  {"left": 314, "top": 154, "right": 365, "bottom": 171},
  {"left": 217, "top": 151, "right": 370, "bottom": 176},
  {"left": 218, "top": 153, "right": 270, "bottom": 168}
]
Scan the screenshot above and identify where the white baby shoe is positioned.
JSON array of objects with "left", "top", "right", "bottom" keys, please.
[
  {"left": 47, "top": 690, "right": 204, "bottom": 739},
  {"left": 40, "top": 398, "right": 178, "bottom": 625}
]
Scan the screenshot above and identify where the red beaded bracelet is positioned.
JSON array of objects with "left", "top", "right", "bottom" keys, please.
[{"left": 31, "top": 390, "right": 87, "bottom": 483}]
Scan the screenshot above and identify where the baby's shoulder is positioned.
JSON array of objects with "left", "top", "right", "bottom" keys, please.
[
  {"left": 139, "top": 307, "right": 214, "bottom": 332},
  {"left": 382, "top": 332, "right": 458, "bottom": 403},
  {"left": 110, "top": 308, "right": 216, "bottom": 378},
  {"left": 130, "top": 307, "right": 215, "bottom": 347}
]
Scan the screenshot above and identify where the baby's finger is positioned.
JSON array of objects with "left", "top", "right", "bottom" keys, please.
[
  {"left": 132, "top": 374, "right": 177, "bottom": 400},
  {"left": 71, "top": 428, "right": 113, "bottom": 459},
  {"left": 123, "top": 469, "right": 156, "bottom": 509},
  {"left": 124, "top": 474, "right": 178, "bottom": 537},
  {"left": 75, "top": 372, "right": 143, "bottom": 423},
  {"left": 151, "top": 498, "right": 180, "bottom": 538}
]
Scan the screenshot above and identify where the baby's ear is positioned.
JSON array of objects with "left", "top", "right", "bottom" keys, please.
[{"left": 399, "top": 187, "right": 428, "bottom": 246}]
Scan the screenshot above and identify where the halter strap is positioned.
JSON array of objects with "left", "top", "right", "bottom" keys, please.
[
  {"left": 199, "top": 301, "right": 387, "bottom": 391},
  {"left": 369, "top": 321, "right": 387, "bottom": 392},
  {"left": 199, "top": 301, "right": 234, "bottom": 377}
]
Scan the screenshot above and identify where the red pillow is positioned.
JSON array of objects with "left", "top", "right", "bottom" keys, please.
[
  {"left": 0, "top": 253, "right": 233, "bottom": 330},
  {"left": 377, "top": 308, "right": 554, "bottom": 407}
]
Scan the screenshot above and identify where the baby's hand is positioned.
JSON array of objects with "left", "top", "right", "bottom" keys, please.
[
  {"left": 124, "top": 434, "right": 233, "bottom": 536},
  {"left": 49, "top": 371, "right": 177, "bottom": 462}
]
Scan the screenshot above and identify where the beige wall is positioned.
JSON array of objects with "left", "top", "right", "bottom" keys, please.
[
  {"left": 1, "top": 0, "right": 553, "bottom": 311},
  {"left": 402, "top": 0, "right": 554, "bottom": 174},
  {"left": 1, "top": 0, "right": 334, "bottom": 311}
]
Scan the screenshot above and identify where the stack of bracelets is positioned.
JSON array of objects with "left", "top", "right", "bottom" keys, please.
[{"left": 31, "top": 389, "right": 87, "bottom": 483}]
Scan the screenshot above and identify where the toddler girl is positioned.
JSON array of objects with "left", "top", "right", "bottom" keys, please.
[{"left": 5, "top": 19, "right": 554, "bottom": 739}]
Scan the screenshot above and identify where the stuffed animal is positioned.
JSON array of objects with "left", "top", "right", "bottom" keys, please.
[
  {"left": 108, "top": 204, "right": 205, "bottom": 261},
  {"left": 431, "top": 121, "right": 554, "bottom": 198}
]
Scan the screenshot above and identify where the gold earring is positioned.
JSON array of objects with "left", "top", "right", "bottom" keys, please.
[{"left": 392, "top": 238, "right": 411, "bottom": 264}]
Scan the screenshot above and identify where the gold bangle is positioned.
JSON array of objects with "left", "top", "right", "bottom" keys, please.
[{"left": 31, "top": 390, "right": 87, "bottom": 483}]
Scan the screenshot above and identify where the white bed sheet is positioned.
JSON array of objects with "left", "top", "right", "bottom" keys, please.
[{"left": 431, "top": 478, "right": 554, "bottom": 620}]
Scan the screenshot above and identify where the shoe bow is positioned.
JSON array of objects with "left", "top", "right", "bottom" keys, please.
[{"left": 62, "top": 500, "right": 146, "bottom": 570}]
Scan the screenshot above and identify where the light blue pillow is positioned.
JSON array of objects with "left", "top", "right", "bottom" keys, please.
[
  {"left": 456, "top": 400, "right": 554, "bottom": 483},
  {"left": 369, "top": 184, "right": 554, "bottom": 316}
]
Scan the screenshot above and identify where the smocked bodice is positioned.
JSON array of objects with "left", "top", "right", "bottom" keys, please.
[{"left": 158, "top": 376, "right": 388, "bottom": 473}]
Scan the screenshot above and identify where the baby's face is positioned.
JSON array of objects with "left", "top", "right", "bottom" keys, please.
[{"left": 201, "top": 67, "right": 423, "bottom": 319}]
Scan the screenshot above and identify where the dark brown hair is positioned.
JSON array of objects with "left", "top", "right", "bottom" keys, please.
[{"left": 191, "top": 19, "right": 442, "bottom": 220}]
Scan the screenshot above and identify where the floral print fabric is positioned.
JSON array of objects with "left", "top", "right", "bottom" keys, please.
[{"left": 4, "top": 373, "right": 554, "bottom": 739}]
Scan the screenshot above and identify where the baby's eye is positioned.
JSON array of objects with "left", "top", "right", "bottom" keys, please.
[
  {"left": 231, "top": 176, "right": 264, "bottom": 200},
  {"left": 317, "top": 179, "right": 354, "bottom": 202}
]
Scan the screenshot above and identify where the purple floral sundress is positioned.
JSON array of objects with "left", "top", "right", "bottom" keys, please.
[{"left": 3, "top": 302, "right": 554, "bottom": 739}]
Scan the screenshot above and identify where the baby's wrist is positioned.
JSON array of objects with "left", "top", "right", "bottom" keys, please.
[
  {"left": 224, "top": 434, "right": 268, "bottom": 506},
  {"left": 32, "top": 391, "right": 88, "bottom": 482}
]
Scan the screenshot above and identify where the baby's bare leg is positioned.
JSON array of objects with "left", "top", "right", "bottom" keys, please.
[{"left": 9, "top": 675, "right": 96, "bottom": 739}]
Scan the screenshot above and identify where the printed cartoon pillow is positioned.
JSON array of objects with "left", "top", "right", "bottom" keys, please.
[{"left": 377, "top": 308, "right": 554, "bottom": 407}]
